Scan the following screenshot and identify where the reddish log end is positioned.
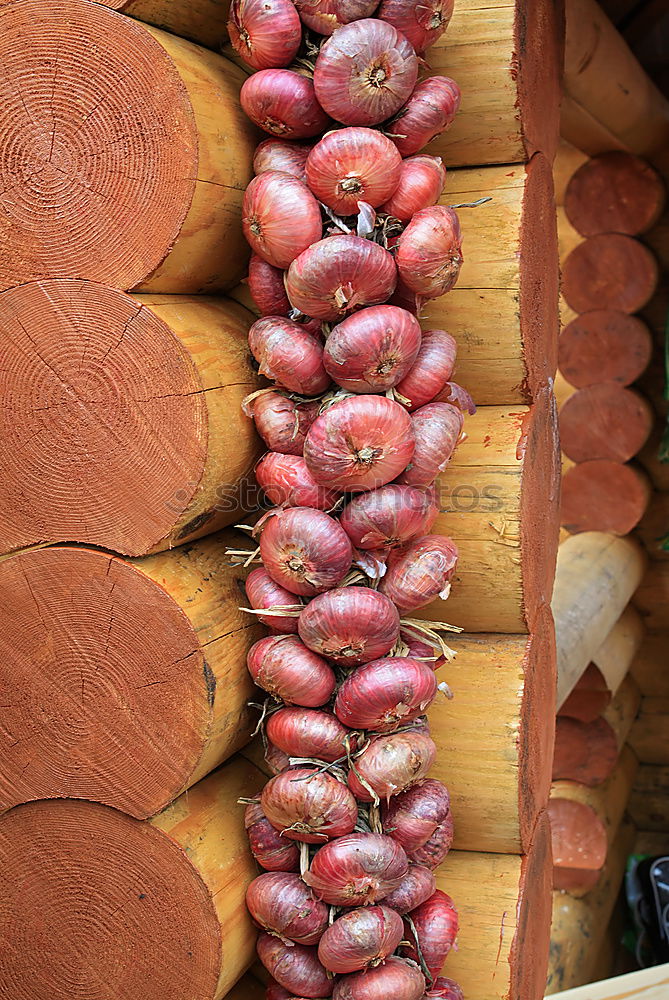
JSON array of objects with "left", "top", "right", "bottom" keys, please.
[
  {"left": 558, "top": 663, "right": 611, "bottom": 723},
  {"left": 558, "top": 311, "right": 653, "bottom": 389},
  {"left": 513, "top": 0, "right": 563, "bottom": 164},
  {"left": 559, "top": 385, "right": 654, "bottom": 463},
  {"left": 561, "top": 460, "right": 651, "bottom": 536},
  {"left": 552, "top": 716, "right": 618, "bottom": 786},
  {"left": 547, "top": 798, "right": 607, "bottom": 893},
  {"left": 562, "top": 234, "right": 659, "bottom": 314},
  {"left": 565, "top": 152, "right": 666, "bottom": 237},
  {"left": 510, "top": 810, "right": 553, "bottom": 1000}
]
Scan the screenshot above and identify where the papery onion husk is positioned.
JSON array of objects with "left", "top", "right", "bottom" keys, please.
[
  {"left": 262, "top": 767, "right": 358, "bottom": 843},
  {"left": 267, "top": 707, "right": 356, "bottom": 763},
  {"left": 243, "top": 173, "right": 323, "bottom": 270},
  {"left": 332, "top": 956, "right": 425, "bottom": 1000},
  {"left": 314, "top": 20, "right": 418, "bottom": 127},
  {"left": 379, "top": 534, "right": 458, "bottom": 611},
  {"left": 295, "top": 0, "right": 378, "bottom": 35},
  {"left": 258, "top": 507, "right": 353, "bottom": 596},
  {"left": 298, "top": 586, "right": 400, "bottom": 666},
  {"left": 248, "top": 253, "right": 292, "bottom": 315},
  {"left": 257, "top": 933, "right": 334, "bottom": 997},
  {"left": 380, "top": 155, "right": 447, "bottom": 223},
  {"left": 247, "top": 634, "right": 336, "bottom": 706},
  {"left": 348, "top": 730, "right": 437, "bottom": 802},
  {"left": 247, "top": 872, "right": 330, "bottom": 945},
  {"left": 385, "top": 77, "right": 461, "bottom": 158},
  {"left": 382, "top": 778, "right": 450, "bottom": 852},
  {"left": 246, "top": 567, "right": 304, "bottom": 634},
  {"left": 401, "top": 890, "right": 458, "bottom": 980},
  {"left": 378, "top": 0, "right": 454, "bottom": 54},
  {"left": 334, "top": 657, "right": 438, "bottom": 733},
  {"left": 245, "top": 798, "right": 300, "bottom": 872},
  {"left": 323, "top": 305, "right": 421, "bottom": 393},
  {"left": 306, "top": 128, "right": 402, "bottom": 215},
  {"left": 340, "top": 483, "right": 437, "bottom": 549},
  {"left": 304, "top": 396, "right": 415, "bottom": 492},
  {"left": 286, "top": 235, "right": 397, "bottom": 321},
  {"left": 241, "top": 69, "right": 332, "bottom": 139},
  {"left": 397, "top": 402, "right": 464, "bottom": 487},
  {"left": 265, "top": 740, "right": 293, "bottom": 774},
  {"left": 257, "top": 453, "right": 343, "bottom": 511},
  {"left": 304, "top": 832, "right": 408, "bottom": 905},
  {"left": 248, "top": 392, "right": 320, "bottom": 456},
  {"left": 394, "top": 329, "right": 457, "bottom": 410},
  {"left": 434, "top": 380, "right": 476, "bottom": 414},
  {"left": 254, "top": 139, "right": 313, "bottom": 182},
  {"left": 407, "top": 811, "right": 454, "bottom": 869},
  {"left": 424, "top": 977, "right": 464, "bottom": 1000},
  {"left": 228, "top": 0, "right": 303, "bottom": 70},
  {"left": 396, "top": 206, "right": 463, "bottom": 299},
  {"left": 399, "top": 628, "right": 444, "bottom": 670},
  {"left": 379, "top": 863, "right": 436, "bottom": 914},
  {"left": 318, "top": 905, "right": 404, "bottom": 974},
  {"left": 249, "top": 316, "right": 330, "bottom": 395}
]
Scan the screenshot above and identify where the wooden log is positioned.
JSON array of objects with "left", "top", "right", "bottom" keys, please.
[
  {"left": 226, "top": 975, "right": 265, "bottom": 1000},
  {"left": 0, "top": 533, "right": 262, "bottom": 819},
  {"left": 562, "top": 235, "right": 659, "bottom": 314},
  {"left": 602, "top": 675, "right": 642, "bottom": 752},
  {"left": 558, "top": 311, "right": 653, "bottom": 389},
  {"left": 559, "top": 386, "right": 654, "bottom": 464},
  {"left": 634, "top": 830, "right": 669, "bottom": 855},
  {"left": 560, "top": 461, "right": 652, "bottom": 537},
  {"left": 593, "top": 606, "right": 646, "bottom": 698},
  {"left": 630, "top": 698, "right": 669, "bottom": 765},
  {"left": 631, "top": 634, "right": 669, "bottom": 696},
  {"left": 564, "top": 152, "right": 666, "bottom": 237},
  {"left": 0, "top": 0, "right": 255, "bottom": 294},
  {"left": 553, "top": 141, "right": 590, "bottom": 207},
  {"left": 558, "top": 664, "right": 612, "bottom": 723},
  {"left": 548, "top": 963, "right": 669, "bottom": 1000},
  {"left": 634, "top": 562, "right": 669, "bottom": 631},
  {"left": 552, "top": 532, "right": 646, "bottom": 708},
  {"left": 0, "top": 755, "right": 265, "bottom": 1000},
  {"left": 560, "top": 92, "right": 631, "bottom": 160},
  {"left": 0, "top": 283, "right": 261, "bottom": 557},
  {"left": 102, "top": 0, "right": 229, "bottom": 49},
  {"left": 552, "top": 716, "right": 618, "bottom": 786},
  {"left": 629, "top": 765, "right": 669, "bottom": 832},
  {"left": 636, "top": 492, "right": 669, "bottom": 561},
  {"left": 556, "top": 205, "right": 584, "bottom": 264},
  {"left": 547, "top": 797, "right": 608, "bottom": 893}
]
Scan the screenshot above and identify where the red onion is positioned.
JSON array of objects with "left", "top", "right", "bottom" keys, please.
[
  {"left": 304, "top": 833, "right": 408, "bottom": 905},
  {"left": 247, "top": 634, "right": 336, "bottom": 706},
  {"left": 395, "top": 330, "right": 457, "bottom": 410},
  {"left": 241, "top": 70, "right": 332, "bottom": 139},
  {"left": 396, "top": 207, "right": 463, "bottom": 299},
  {"left": 348, "top": 731, "right": 437, "bottom": 802},
  {"left": 243, "top": 172, "right": 323, "bottom": 269},
  {"left": 424, "top": 978, "right": 464, "bottom": 1000},
  {"left": 388, "top": 278, "right": 424, "bottom": 317},
  {"left": 258, "top": 507, "right": 352, "bottom": 596},
  {"left": 266, "top": 740, "right": 293, "bottom": 774},
  {"left": 380, "top": 156, "right": 447, "bottom": 223},
  {"left": 246, "top": 567, "right": 304, "bottom": 634},
  {"left": 397, "top": 402, "right": 464, "bottom": 486},
  {"left": 318, "top": 905, "right": 403, "bottom": 974},
  {"left": 407, "top": 811, "right": 454, "bottom": 868},
  {"left": 249, "top": 316, "right": 329, "bottom": 395},
  {"left": 255, "top": 139, "right": 313, "bottom": 182},
  {"left": 382, "top": 779, "right": 450, "bottom": 852},
  {"left": 434, "top": 380, "right": 475, "bottom": 415},
  {"left": 257, "top": 453, "right": 342, "bottom": 511},
  {"left": 247, "top": 872, "right": 329, "bottom": 945},
  {"left": 314, "top": 20, "right": 418, "bottom": 126},
  {"left": 380, "top": 863, "right": 436, "bottom": 913},
  {"left": 379, "top": 535, "right": 458, "bottom": 611},
  {"left": 378, "top": 0, "right": 454, "bottom": 53},
  {"left": 247, "top": 393, "right": 320, "bottom": 456},
  {"left": 306, "top": 129, "right": 402, "bottom": 215},
  {"left": 399, "top": 628, "right": 443, "bottom": 669},
  {"left": 294, "top": 0, "right": 378, "bottom": 35},
  {"left": 228, "top": 0, "right": 302, "bottom": 70},
  {"left": 340, "top": 484, "right": 437, "bottom": 549},
  {"left": 304, "top": 396, "right": 415, "bottom": 492},
  {"left": 245, "top": 798, "right": 300, "bottom": 872},
  {"left": 257, "top": 933, "right": 333, "bottom": 997},
  {"left": 386, "top": 77, "right": 461, "bottom": 158},
  {"left": 298, "top": 587, "right": 400, "bottom": 666},
  {"left": 267, "top": 707, "right": 355, "bottom": 763},
  {"left": 286, "top": 235, "right": 397, "bottom": 321},
  {"left": 334, "top": 657, "right": 438, "bottom": 732},
  {"left": 323, "top": 306, "right": 421, "bottom": 393},
  {"left": 262, "top": 768, "right": 358, "bottom": 843},
  {"left": 248, "top": 254, "right": 292, "bottom": 315},
  {"left": 332, "top": 957, "right": 425, "bottom": 1000},
  {"left": 402, "top": 890, "right": 458, "bottom": 979},
  {"left": 266, "top": 984, "right": 296, "bottom": 1000}
]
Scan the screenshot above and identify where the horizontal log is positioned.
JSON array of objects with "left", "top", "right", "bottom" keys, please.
[
  {"left": 564, "top": 152, "right": 666, "bottom": 236},
  {"left": 558, "top": 311, "right": 653, "bottom": 389},
  {"left": 558, "top": 664, "right": 611, "bottom": 723},
  {"left": 630, "top": 698, "right": 669, "bottom": 765},
  {"left": 560, "top": 92, "right": 631, "bottom": 159},
  {"left": 636, "top": 491, "right": 669, "bottom": 561},
  {"left": 0, "top": 755, "right": 265, "bottom": 1000},
  {"left": 559, "top": 385, "right": 654, "bottom": 464},
  {"left": 602, "top": 675, "right": 642, "bottom": 751},
  {"left": 552, "top": 716, "right": 618, "bottom": 786},
  {"left": 593, "top": 606, "right": 646, "bottom": 698},
  {"left": 226, "top": 976, "right": 265, "bottom": 1000},
  {"left": 634, "top": 562, "right": 669, "bottom": 631},
  {"left": 629, "top": 764, "right": 669, "bottom": 831},
  {"left": 560, "top": 461, "right": 652, "bottom": 536},
  {"left": 547, "top": 797, "right": 607, "bottom": 894},
  {"left": 548, "top": 964, "right": 669, "bottom": 1000},
  {"left": 631, "top": 634, "right": 669, "bottom": 695},
  {"left": 0, "top": 533, "right": 262, "bottom": 819},
  {"left": 104, "top": 0, "right": 229, "bottom": 49},
  {"left": 553, "top": 141, "right": 590, "bottom": 207},
  {"left": 556, "top": 205, "right": 584, "bottom": 263},
  {"left": 0, "top": 1, "right": 255, "bottom": 293},
  {"left": 562, "top": 235, "right": 659, "bottom": 314}
]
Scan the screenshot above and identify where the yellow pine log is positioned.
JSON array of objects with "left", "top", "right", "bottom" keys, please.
[
  {"left": 602, "top": 675, "right": 642, "bottom": 751},
  {"left": 592, "top": 606, "right": 645, "bottom": 698},
  {"left": 103, "top": 0, "right": 229, "bottom": 49},
  {"left": 548, "top": 963, "right": 669, "bottom": 1000},
  {"left": 560, "top": 91, "right": 632, "bottom": 160},
  {"left": 553, "top": 141, "right": 589, "bottom": 207}
]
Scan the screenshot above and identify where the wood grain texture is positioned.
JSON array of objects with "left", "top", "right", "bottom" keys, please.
[
  {"left": 562, "top": 235, "right": 659, "bottom": 314},
  {"left": 558, "top": 312, "right": 653, "bottom": 389},
  {"left": 548, "top": 964, "right": 669, "bottom": 1000},
  {"left": 565, "top": 152, "right": 666, "bottom": 237},
  {"left": 560, "top": 462, "right": 652, "bottom": 537},
  {"left": 106, "top": 0, "right": 229, "bottom": 49},
  {"left": 547, "top": 797, "right": 607, "bottom": 894}
]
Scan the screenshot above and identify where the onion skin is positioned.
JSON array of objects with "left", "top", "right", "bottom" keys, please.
[
  {"left": 380, "top": 156, "right": 447, "bottom": 223},
  {"left": 249, "top": 393, "right": 320, "bottom": 456},
  {"left": 379, "top": 535, "right": 459, "bottom": 611},
  {"left": 247, "top": 634, "right": 336, "bottom": 706},
  {"left": 298, "top": 587, "right": 400, "bottom": 666},
  {"left": 395, "top": 330, "right": 457, "bottom": 411},
  {"left": 334, "top": 657, "right": 438, "bottom": 733},
  {"left": 402, "top": 890, "right": 459, "bottom": 979},
  {"left": 382, "top": 779, "right": 450, "bottom": 852},
  {"left": 247, "top": 872, "right": 330, "bottom": 945},
  {"left": 347, "top": 731, "right": 437, "bottom": 802},
  {"left": 306, "top": 128, "right": 402, "bottom": 215},
  {"left": 340, "top": 484, "right": 437, "bottom": 549},
  {"left": 246, "top": 567, "right": 304, "bottom": 634},
  {"left": 407, "top": 811, "right": 454, "bottom": 869},
  {"left": 265, "top": 740, "right": 292, "bottom": 774},
  {"left": 424, "top": 978, "right": 464, "bottom": 1000},
  {"left": 241, "top": 70, "right": 332, "bottom": 139},
  {"left": 245, "top": 798, "right": 300, "bottom": 872},
  {"left": 228, "top": 0, "right": 303, "bottom": 70},
  {"left": 267, "top": 707, "right": 356, "bottom": 763},
  {"left": 262, "top": 768, "right": 359, "bottom": 843},
  {"left": 286, "top": 235, "right": 397, "bottom": 321},
  {"left": 249, "top": 316, "right": 330, "bottom": 395},
  {"left": 388, "top": 278, "right": 425, "bottom": 318},
  {"left": 323, "top": 306, "right": 422, "bottom": 393},
  {"left": 295, "top": 0, "right": 378, "bottom": 36},
  {"left": 318, "top": 905, "right": 404, "bottom": 974},
  {"left": 257, "top": 453, "right": 343, "bottom": 511},
  {"left": 257, "top": 933, "right": 334, "bottom": 998},
  {"left": 255, "top": 139, "right": 313, "bottom": 182},
  {"left": 249, "top": 254, "right": 292, "bottom": 316},
  {"left": 332, "top": 956, "right": 425, "bottom": 1000},
  {"left": 378, "top": 0, "right": 454, "bottom": 54},
  {"left": 314, "top": 20, "right": 418, "bottom": 127},
  {"left": 266, "top": 984, "right": 296, "bottom": 1000},
  {"left": 386, "top": 77, "right": 461, "bottom": 158},
  {"left": 396, "top": 206, "right": 463, "bottom": 299},
  {"left": 398, "top": 402, "right": 464, "bottom": 487},
  {"left": 259, "top": 507, "right": 353, "bottom": 597},
  {"left": 304, "top": 833, "right": 408, "bottom": 905},
  {"left": 304, "top": 396, "right": 415, "bottom": 492},
  {"left": 380, "top": 863, "right": 436, "bottom": 913},
  {"left": 243, "top": 172, "right": 323, "bottom": 270}
]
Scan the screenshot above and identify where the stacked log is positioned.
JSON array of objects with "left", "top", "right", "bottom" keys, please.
[{"left": 99, "top": 0, "right": 230, "bottom": 49}]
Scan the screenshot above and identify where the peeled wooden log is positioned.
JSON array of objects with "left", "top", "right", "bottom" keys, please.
[
  {"left": 564, "top": 152, "right": 666, "bottom": 237},
  {"left": 629, "top": 764, "right": 669, "bottom": 832},
  {"left": 593, "top": 606, "right": 645, "bottom": 698},
  {"left": 558, "top": 311, "right": 653, "bottom": 389},
  {"left": 559, "top": 386, "right": 654, "bottom": 464},
  {"left": 553, "top": 141, "right": 589, "bottom": 207},
  {"left": 0, "top": 534, "right": 261, "bottom": 819},
  {"left": 0, "top": 755, "right": 264, "bottom": 1000},
  {"left": 560, "top": 461, "right": 652, "bottom": 536},
  {"left": 602, "top": 674, "right": 642, "bottom": 751},
  {"left": 547, "top": 797, "right": 607, "bottom": 894},
  {"left": 553, "top": 532, "right": 646, "bottom": 707},
  {"left": 0, "top": 283, "right": 261, "bottom": 557},
  {"left": 102, "top": 0, "right": 229, "bottom": 49},
  {"left": 552, "top": 717, "right": 618, "bottom": 786},
  {"left": 0, "top": 1, "right": 255, "bottom": 294},
  {"left": 630, "top": 698, "right": 669, "bottom": 765},
  {"left": 634, "top": 562, "right": 669, "bottom": 631},
  {"left": 562, "top": 235, "right": 659, "bottom": 314},
  {"left": 549, "top": 965, "right": 669, "bottom": 1000},
  {"left": 558, "top": 664, "right": 611, "bottom": 723},
  {"left": 636, "top": 491, "right": 669, "bottom": 561}
]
